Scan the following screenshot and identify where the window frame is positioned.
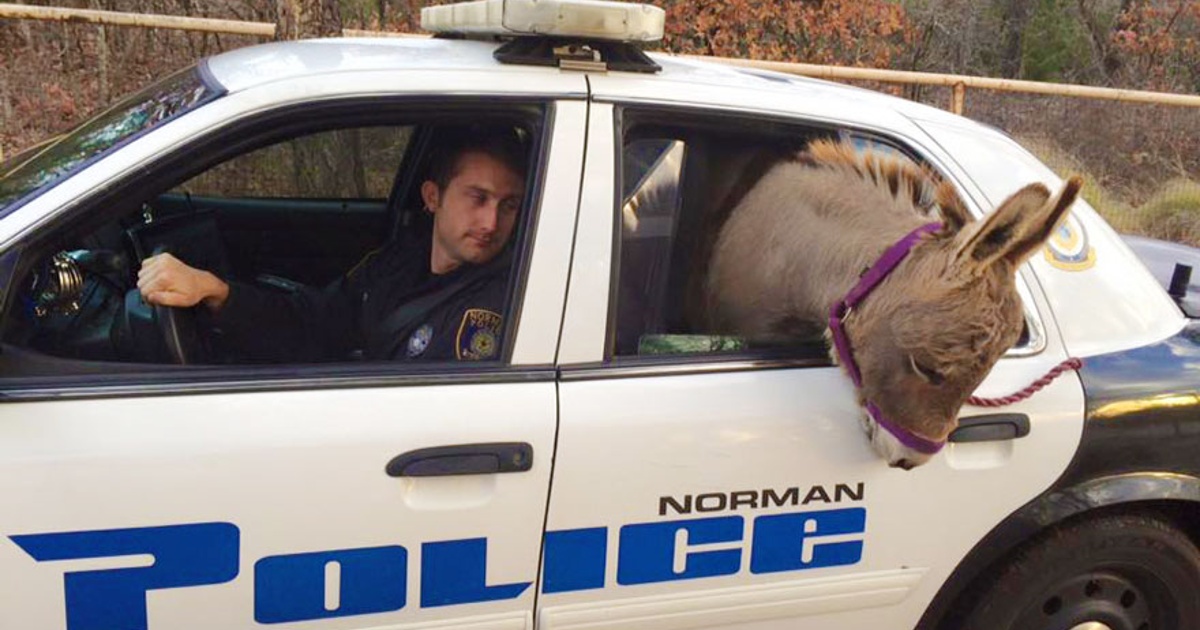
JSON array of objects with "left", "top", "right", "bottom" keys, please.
[
  {"left": 0, "top": 97, "right": 559, "bottom": 399},
  {"left": 597, "top": 104, "right": 1047, "bottom": 375}
]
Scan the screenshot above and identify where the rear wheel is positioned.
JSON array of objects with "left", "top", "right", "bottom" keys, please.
[{"left": 956, "top": 513, "right": 1200, "bottom": 630}]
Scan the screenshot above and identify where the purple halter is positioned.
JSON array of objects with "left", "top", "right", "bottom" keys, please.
[{"left": 829, "top": 222, "right": 945, "bottom": 455}]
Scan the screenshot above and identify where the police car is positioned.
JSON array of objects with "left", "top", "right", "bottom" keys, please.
[{"left": 1, "top": 1, "right": 1197, "bottom": 629}]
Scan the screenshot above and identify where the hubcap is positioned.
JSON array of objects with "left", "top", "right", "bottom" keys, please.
[{"left": 1014, "top": 571, "right": 1153, "bottom": 630}]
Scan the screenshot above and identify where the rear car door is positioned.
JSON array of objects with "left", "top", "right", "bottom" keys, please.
[
  {"left": 538, "top": 87, "right": 1086, "bottom": 628},
  {"left": 0, "top": 64, "right": 588, "bottom": 630}
]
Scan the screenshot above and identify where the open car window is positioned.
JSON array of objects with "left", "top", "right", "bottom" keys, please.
[
  {"left": 610, "top": 111, "right": 1043, "bottom": 364},
  {"left": 0, "top": 105, "right": 545, "bottom": 378},
  {"left": 609, "top": 109, "right": 1001, "bottom": 363},
  {"left": 611, "top": 111, "right": 823, "bottom": 361}
]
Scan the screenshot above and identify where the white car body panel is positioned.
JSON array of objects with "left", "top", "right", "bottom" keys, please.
[
  {"left": 0, "top": 383, "right": 556, "bottom": 629},
  {"left": 204, "top": 38, "right": 579, "bottom": 94},
  {"left": 511, "top": 100, "right": 589, "bottom": 365},
  {"left": 598, "top": 56, "right": 921, "bottom": 135},
  {"left": 556, "top": 101, "right": 616, "bottom": 365}
]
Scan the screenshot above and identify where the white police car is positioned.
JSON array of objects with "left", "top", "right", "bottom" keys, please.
[{"left": 1, "top": 1, "right": 1197, "bottom": 629}]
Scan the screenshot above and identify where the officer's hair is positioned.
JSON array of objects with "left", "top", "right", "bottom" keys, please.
[{"left": 428, "top": 126, "right": 529, "bottom": 191}]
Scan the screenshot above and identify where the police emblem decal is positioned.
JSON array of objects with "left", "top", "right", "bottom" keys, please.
[
  {"left": 1044, "top": 211, "right": 1096, "bottom": 271},
  {"left": 457, "top": 309, "right": 502, "bottom": 360},
  {"left": 407, "top": 324, "right": 434, "bottom": 358}
]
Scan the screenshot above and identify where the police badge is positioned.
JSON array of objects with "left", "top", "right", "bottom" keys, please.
[
  {"left": 456, "top": 309, "right": 502, "bottom": 360},
  {"left": 407, "top": 324, "right": 433, "bottom": 358}
]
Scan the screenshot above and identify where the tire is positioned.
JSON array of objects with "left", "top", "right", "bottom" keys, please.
[{"left": 954, "top": 513, "right": 1200, "bottom": 630}]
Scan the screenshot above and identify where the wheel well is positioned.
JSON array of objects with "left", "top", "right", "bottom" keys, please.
[{"left": 928, "top": 499, "right": 1200, "bottom": 630}]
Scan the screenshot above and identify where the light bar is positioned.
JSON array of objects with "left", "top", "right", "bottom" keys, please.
[{"left": 421, "top": 0, "right": 665, "bottom": 43}]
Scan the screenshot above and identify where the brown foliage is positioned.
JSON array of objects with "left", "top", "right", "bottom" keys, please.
[
  {"left": 1, "top": 1, "right": 269, "bottom": 158},
  {"left": 1111, "top": 0, "right": 1200, "bottom": 93},
  {"left": 275, "top": 0, "right": 342, "bottom": 40},
  {"left": 657, "top": 0, "right": 911, "bottom": 67}
]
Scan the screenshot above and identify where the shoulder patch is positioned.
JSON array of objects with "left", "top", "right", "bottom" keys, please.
[
  {"left": 406, "top": 324, "right": 434, "bottom": 358},
  {"left": 456, "top": 309, "right": 502, "bottom": 360}
]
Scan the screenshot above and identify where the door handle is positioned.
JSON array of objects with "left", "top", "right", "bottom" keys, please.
[
  {"left": 386, "top": 442, "right": 533, "bottom": 477},
  {"left": 949, "top": 413, "right": 1031, "bottom": 443}
]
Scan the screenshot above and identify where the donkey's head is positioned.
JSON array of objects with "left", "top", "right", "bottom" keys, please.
[{"left": 842, "top": 176, "right": 1082, "bottom": 469}]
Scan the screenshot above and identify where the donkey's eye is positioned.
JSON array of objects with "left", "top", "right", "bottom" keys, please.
[{"left": 909, "top": 355, "right": 945, "bottom": 385}]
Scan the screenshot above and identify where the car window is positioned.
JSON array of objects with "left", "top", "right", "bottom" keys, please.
[
  {"left": 612, "top": 117, "right": 820, "bottom": 360},
  {"left": 0, "top": 109, "right": 543, "bottom": 376},
  {"left": 0, "top": 66, "right": 223, "bottom": 215},
  {"left": 610, "top": 111, "right": 979, "bottom": 362},
  {"left": 177, "top": 127, "right": 412, "bottom": 200}
]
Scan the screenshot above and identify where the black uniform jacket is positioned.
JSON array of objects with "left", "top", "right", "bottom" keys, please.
[{"left": 210, "top": 235, "right": 509, "bottom": 363}]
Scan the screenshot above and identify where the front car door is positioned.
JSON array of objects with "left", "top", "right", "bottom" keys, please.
[
  {"left": 0, "top": 55, "right": 588, "bottom": 630},
  {"left": 538, "top": 72, "right": 1085, "bottom": 629}
]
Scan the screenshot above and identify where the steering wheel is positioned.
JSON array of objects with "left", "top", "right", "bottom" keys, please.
[
  {"left": 126, "top": 210, "right": 228, "bottom": 365},
  {"left": 153, "top": 301, "right": 203, "bottom": 365}
]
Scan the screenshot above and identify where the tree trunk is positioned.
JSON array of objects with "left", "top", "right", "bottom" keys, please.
[
  {"left": 89, "top": 0, "right": 109, "bottom": 104},
  {"left": 996, "top": 0, "right": 1036, "bottom": 78},
  {"left": 275, "top": 0, "right": 343, "bottom": 41}
]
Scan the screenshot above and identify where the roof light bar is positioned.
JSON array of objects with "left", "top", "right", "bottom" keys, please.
[{"left": 421, "top": 0, "right": 665, "bottom": 43}]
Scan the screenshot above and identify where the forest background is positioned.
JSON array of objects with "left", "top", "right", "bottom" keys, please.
[{"left": 2, "top": 0, "right": 1199, "bottom": 243}]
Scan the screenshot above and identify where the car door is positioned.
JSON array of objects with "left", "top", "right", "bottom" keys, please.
[
  {"left": 538, "top": 95, "right": 1086, "bottom": 628},
  {"left": 0, "top": 80, "right": 589, "bottom": 630}
]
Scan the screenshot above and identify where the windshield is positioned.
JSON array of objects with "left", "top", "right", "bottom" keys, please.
[{"left": 0, "top": 65, "right": 224, "bottom": 214}]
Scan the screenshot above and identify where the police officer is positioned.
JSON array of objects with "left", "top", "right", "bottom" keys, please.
[{"left": 135, "top": 128, "right": 527, "bottom": 363}]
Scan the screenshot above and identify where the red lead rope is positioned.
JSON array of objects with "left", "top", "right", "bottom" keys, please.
[{"left": 966, "top": 357, "right": 1084, "bottom": 408}]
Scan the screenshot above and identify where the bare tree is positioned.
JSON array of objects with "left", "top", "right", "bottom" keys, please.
[
  {"left": 275, "top": 0, "right": 343, "bottom": 40},
  {"left": 996, "top": 0, "right": 1038, "bottom": 78}
]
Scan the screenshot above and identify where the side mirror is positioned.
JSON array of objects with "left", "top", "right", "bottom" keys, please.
[
  {"left": 1168, "top": 263, "right": 1200, "bottom": 318},
  {"left": 1169, "top": 263, "right": 1192, "bottom": 302}
]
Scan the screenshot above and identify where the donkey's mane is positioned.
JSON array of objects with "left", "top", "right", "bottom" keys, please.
[{"left": 804, "top": 139, "right": 969, "bottom": 227}]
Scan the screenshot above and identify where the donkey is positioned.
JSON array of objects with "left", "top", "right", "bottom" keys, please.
[{"left": 705, "top": 138, "right": 1082, "bottom": 469}]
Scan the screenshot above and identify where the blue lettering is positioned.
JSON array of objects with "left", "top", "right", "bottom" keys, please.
[
  {"left": 750, "top": 507, "right": 866, "bottom": 574},
  {"left": 617, "top": 516, "right": 743, "bottom": 585},
  {"left": 11, "top": 506, "right": 869, "bottom": 623},
  {"left": 10, "top": 522, "right": 238, "bottom": 630},
  {"left": 542, "top": 527, "right": 607, "bottom": 593},
  {"left": 421, "top": 538, "right": 530, "bottom": 607},
  {"left": 255, "top": 546, "right": 407, "bottom": 624}
]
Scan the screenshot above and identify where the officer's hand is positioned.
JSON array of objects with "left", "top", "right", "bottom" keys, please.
[{"left": 137, "top": 253, "right": 230, "bottom": 311}]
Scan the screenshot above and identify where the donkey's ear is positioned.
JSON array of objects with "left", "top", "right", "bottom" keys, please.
[
  {"left": 934, "top": 180, "right": 973, "bottom": 235},
  {"left": 956, "top": 177, "right": 1082, "bottom": 271}
]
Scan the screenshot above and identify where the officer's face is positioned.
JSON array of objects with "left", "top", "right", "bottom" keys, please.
[{"left": 423, "top": 151, "right": 525, "bottom": 274}]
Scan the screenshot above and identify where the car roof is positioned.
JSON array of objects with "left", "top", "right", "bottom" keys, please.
[{"left": 203, "top": 37, "right": 968, "bottom": 127}]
